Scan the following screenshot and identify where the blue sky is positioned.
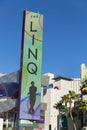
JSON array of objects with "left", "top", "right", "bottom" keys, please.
[{"left": 0, "top": 0, "right": 87, "bottom": 78}]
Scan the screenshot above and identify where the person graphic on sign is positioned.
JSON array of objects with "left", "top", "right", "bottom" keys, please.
[{"left": 27, "top": 81, "right": 37, "bottom": 114}]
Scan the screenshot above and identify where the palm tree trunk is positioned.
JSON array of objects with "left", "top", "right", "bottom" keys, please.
[
  {"left": 57, "top": 111, "right": 61, "bottom": 130},
  {"left": 69, "top": 101, "right": 76, "bottom": 130},
  {"left": 69, "top": 111, "right": 76, "bottom": 130},
  {"left": 65, "top": 103, "right": 68, "bottom": 130},
  {"left": 73, "top": 118, "right": 76, "bottom": 130}
]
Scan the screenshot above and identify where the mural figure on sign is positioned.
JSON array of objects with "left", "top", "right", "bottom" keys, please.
[{"left": 27, "top": 81, "right": 37, "bottom": 114}]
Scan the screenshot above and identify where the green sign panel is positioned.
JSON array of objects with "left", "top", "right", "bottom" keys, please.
[{"left": 19, "top": 10, "right": 43, "bottom": 120}]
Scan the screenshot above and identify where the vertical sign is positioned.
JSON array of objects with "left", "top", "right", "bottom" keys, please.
[{"left": 19, "top": 10, "right": 43, "bottom": 120}]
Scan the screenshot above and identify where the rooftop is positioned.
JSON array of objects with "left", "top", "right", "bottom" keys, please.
[{"left": 53, "top": 75, "right": 73, "bottom": 81}]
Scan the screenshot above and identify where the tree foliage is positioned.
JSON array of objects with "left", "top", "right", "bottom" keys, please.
[
  {"left": 54, "top": 79, "right": 87, "bottom": 130},
  {"left": 78, "top": 100, "right": 87, "bottom": 111}
]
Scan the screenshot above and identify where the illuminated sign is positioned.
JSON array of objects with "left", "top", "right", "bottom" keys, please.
[{"left": 19, "top": 10, "right": 43, "bottom": 120}]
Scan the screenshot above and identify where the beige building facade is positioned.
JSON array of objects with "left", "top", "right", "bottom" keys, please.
[
  {"left": 81, "top": 64, "right": 87, "bottom": 80},
  {"left": 41, "top": 73, "right": 80, "bottom": 130}
]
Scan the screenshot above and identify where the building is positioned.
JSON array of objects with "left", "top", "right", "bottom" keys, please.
[
  {"left": 81, "top": 64, "right": 87, "bottom": 80},
  {"left": 80, "top": 64, "right": 87, "bottom": 127}
]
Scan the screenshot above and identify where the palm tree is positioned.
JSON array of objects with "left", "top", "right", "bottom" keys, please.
[
  {"left": 54, "top": 91, "right": 78, "bottom": 130},
  {"left": 68, "top": 91, "right": 78, "bottom": 130},
  {"left": 61, "top": 91, "right": 78, "bottom": 130},
  {"left": 61, "top": 95, "right": 69, "bottom": 108},
  {"left": 61, "top": 94, "right": 70, "bottom": 130},
  {"left": 54, "top": 100, "right": 64, "bottom": 130}
]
